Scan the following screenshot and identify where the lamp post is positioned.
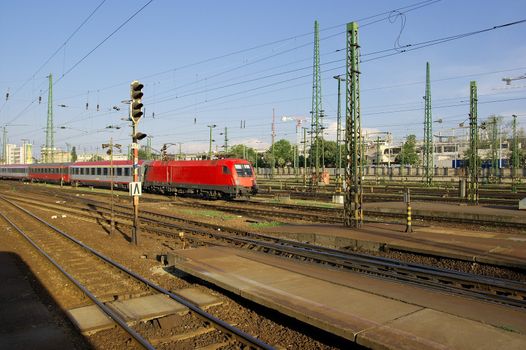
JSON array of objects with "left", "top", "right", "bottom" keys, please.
[
  {"left": 102, "top": 137, "right": 122, "bottom": 235},
  {"left": 207, "top": 124, "right": 216, "bottom": 159}
]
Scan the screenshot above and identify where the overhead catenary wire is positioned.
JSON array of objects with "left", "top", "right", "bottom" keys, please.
[
  {"left": 0, "top": 0, "right": 107, "bottom": 114},
  {"left": 40, "top": 0, "right": 442, "bottom": 105},
  {"left": 4, "top": 0, "right": 440, "bottom": 139},
  {"left": 137, "top": 18, "right": 526, "bottom": 117},
  {"left": 9, "top": 1, "right": 526, "bottom": 152},
  {"left": 4, "top": 0, "right": 154, "bottom": 126}
]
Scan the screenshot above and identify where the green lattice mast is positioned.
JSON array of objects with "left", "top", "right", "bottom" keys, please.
[
  {"left": 46, "top": 74, "right": 54, "bottom": 163},
  {"left": 344, "top": 22, "right": 363, "bottom": 228},
  {"left": 310, "top": 20, "right": 322, "bottom": 181},
  {"left": 468, "top": 81, "right": 478, "bottom": 204},
  {"left": 423, "top": 62, "right": 433, "bottom": 185}
]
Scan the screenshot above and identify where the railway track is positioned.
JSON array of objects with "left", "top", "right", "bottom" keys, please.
[
  {"left": 256, "top": 181, "right": 524, "bottom": 205},
  {"left": 0, "top": 194, "right": 273, "bottom": 350},
  {"left": 168, "top": 197, "right": 526, "bottom": 230},
  {"left": 4, "top": 192, "right": 526, "bottom": 310}
]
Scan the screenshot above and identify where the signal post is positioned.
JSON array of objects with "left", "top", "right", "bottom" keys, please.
[{"left": 130, "top": 80, "right": 146, "bottom": 245}]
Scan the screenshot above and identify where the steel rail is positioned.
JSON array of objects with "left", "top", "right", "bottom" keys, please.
[
  {"left": 0, "top": 195, "right": 274, "bottom": 350},
  {"left": 0, "top": 200, "right": 156, "bottom": 350}
]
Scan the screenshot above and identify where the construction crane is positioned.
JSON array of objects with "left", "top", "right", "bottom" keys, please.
[{"left": 502, "top": 73, "right": 526, "bottom": 85}]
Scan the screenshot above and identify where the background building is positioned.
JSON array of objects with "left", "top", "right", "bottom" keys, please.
[{"left": 3, "top": 143, "right": 33, "bottom": 164}]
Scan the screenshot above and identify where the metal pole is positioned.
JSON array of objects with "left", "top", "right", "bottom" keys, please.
[
  {"left": 468, "top": 81, "right": 479, "bottom": 205},
  {"left": 405, "top": 188, "right": 413, "bottom": 233},
  {"left": 512, "top": 114, "right": 519, "bottom": 192},
  {"left": 110, "top": 137, "right": 115, "bottom": 235},
  {"left": 376, "top": 136, "right": 381, "bottom": 184},
  {"left": 209, "top": 126, "right": 213, "bottom": 160},
  {"left": 423, "top": 62, "right": 433, "bottom": 185},
  {"left": 271, "top": 109, "right": 275, "bottom": 177},
  {"left": 132, "top": 119, "right": 139, "bottom": 245},
  {"left": 334, "top": 75, "right": 343, "bottom": 192},
  {"left": 294, "top": 124, "right": 299, "bottom": 177},
  {"left": 303, "top": 127, "right": 307, "bottom": 187}
]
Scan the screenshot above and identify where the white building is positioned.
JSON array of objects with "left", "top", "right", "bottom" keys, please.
[{"left": 4, "top": 143, "right": 33, "bottom": 164}]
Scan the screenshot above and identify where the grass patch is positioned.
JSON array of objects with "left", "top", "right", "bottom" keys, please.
[
  {"left": 293, "top": 200, "right": 336, "bottom": 208},
  {"left": 249, "top": 221, "right": 283, "bottom": 228},
  {"left": 263, "top": 198, "right": 337, "bottom": 209},
  {"left": 495, "top": 325, "right": 518, "bottom": 333},
  {"left": 180, "top": 208, "right": 236, "bottom": 220}
]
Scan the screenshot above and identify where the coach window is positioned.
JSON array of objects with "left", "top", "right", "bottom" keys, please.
[
  {"left": 116, "top": 168, "right": 122, "bottom": 176},
  {"left": 222, "top": 165, "right": 231, "bottom": 175},
  {"left": 97, "top": 168, "right": 102, "bottom": 176},
  {"left": 102, "top": 168, "right": 107, "bottom": 176},
  {"left": 124, "top": 167, "right": 130, "bottom": 177}
]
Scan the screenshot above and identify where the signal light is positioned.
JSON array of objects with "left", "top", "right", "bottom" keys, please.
[
  {"left": 161, "top": 144, "right": 168, "bottom": 161},
  {"left": 130, "top": 80, "right": 144, "bottom": 123},
  {"left": 133, "top": 132, "right": 147, "bottom": 142}
]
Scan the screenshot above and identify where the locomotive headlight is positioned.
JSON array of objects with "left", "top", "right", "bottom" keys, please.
[{"left": 235, "top": 179, "right": 240, "bottom": 185}]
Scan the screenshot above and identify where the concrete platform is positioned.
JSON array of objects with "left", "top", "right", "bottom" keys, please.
[
  {"left": 0, "top": 252, "right": 73, "bottom": 349},
  {"left": 109, "top": 294, "right": 187, "bottom": 322},
  {"left": 176, "top": 287, "right": 223, "bottom": 309},
  {"left": 67, "top": 288, "right": 219, "bottom": 334},
  {"left": 67, "top": 305, "right": 115, "bottom": 335},
  {"left": 168, "top": 246, "right": 526, "bottom": 350}
]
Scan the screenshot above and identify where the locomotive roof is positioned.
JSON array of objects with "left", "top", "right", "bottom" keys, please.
[{"left": 149, "top": 158, "right": 252, "bottom": 166}]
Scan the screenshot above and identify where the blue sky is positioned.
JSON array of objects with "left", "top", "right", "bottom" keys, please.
[{"left": 0, "top": 0, "right": 525, "bottom": 156}]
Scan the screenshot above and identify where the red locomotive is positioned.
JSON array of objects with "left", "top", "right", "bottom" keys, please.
[
  {"left": 144, "top": 158, "right": 257, "bottom": 199},
  {"left": 0, "top": 158, "right": 257, "bottom": 200}
]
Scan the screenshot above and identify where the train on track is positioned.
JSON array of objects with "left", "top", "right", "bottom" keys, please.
[{"left": 0, "top": 158, "right": 258, "bottom": 199}]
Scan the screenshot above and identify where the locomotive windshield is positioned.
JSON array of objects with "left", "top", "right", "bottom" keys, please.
[{"left": 234, "top": 164, "right": 253, "bottom": 177}]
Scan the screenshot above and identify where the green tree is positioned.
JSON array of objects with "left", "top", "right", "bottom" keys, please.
[
  {"left": 89, "top": 155, "right": 104, "bottom": 161},
  {"left": 228, "top": 144, "right": 256, "bottom": 161},
  {"left": 396, "top": 135, "right": 419, "bottom": 165},
  {"left": 70, "top": 146, "right": 77, "bottom": 162},
  {"left": 306, "top": 138, "right": 342, "bottom": 168},
  {"left": 138, "top": 147, "right": 149, "bottom": 160},
  {"left": 272, "top": 139, "right": 293, "bottom": 167},
  {"left": 321, "top": 140, "right": 338, "bottom": 167}
]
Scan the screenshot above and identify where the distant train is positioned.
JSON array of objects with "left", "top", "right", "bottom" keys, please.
[{"left": 0, "top": 158, "right": 258, "bottom": 199}]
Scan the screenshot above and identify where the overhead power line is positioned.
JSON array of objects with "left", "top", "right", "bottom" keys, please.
[
  {"left": 0, "top": 0, "right": 107, "bottom": 114},
  {"left": 5, "top": 0, "right": 154, "bottom": 126},
  {"left": 50, "top": 0, "right": 443, "bottom": 101},
  {"left": 55, "top": 0, "right": 154, "bottom": 85},
  {"left": 151, "top": 18, "right": 526, "bottom": 114}
]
